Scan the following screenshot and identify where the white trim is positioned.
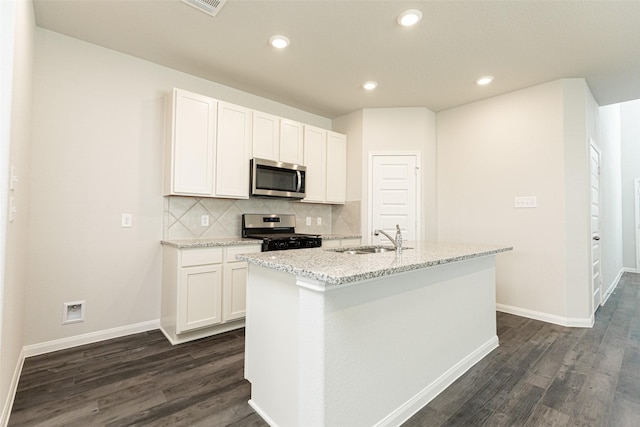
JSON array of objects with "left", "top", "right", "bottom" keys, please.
[
  {"left": 0, "top": 348, "right": 24, "bottom": 427},
  {"left": 23, "top": 319, "right": 159, "bottom": 358},
  {"left": 635, "top": 178, "right": 640, "bottom": 272},
  {"left": 602, "top": 268, "right": 626, "bottom": 305},
  {"left": 248, "top": 399, "right": 280, "bottom": 427},
  {"left": 374, "top": 336, "right": 499, "bottom": 427},
  {"left": 367, "top": 151, "right": 421, "bottom": 245},
  {"left": 496, "top": 304, "right": 594, "bottom": 328},
  {"left": 159, "top": 320, "right": 244, "bottom": 346}
]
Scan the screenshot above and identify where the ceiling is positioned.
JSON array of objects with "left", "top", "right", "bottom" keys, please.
[{"left": 33, "top": 0, "right": 640, "bottom": 119}]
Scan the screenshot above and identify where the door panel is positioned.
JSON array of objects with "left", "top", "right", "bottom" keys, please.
[
  {"left": 371, "top": 155, "right": 418, "bottom": 243},
  {"left": 590, "top": 143, "right": 602, "bottom": 313}
]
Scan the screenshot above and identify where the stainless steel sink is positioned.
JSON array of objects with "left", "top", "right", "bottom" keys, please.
[{"left": 330, "top": 246, "right": 410, "bottom": 255}]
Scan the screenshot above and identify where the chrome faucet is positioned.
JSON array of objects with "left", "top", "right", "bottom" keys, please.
[{"left": 374, "top": 224, "right": 403, "bottom": 254}]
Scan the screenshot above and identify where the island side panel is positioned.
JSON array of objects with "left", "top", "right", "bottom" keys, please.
[
  {"left": 298, "top": 255, "right": 498, "bottom": 427},
  {"left": 244, "top": 264, "right": 299, "bottom": 427}
]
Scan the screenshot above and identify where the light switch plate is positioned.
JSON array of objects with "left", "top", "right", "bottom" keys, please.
[
  {"left": 121, "top": 213, "right": 132, "bottom": 227},
  {"left": 514, "top": 196, "right": 537, "bottom": 208}
]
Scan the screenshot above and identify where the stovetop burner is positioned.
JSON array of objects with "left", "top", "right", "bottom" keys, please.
[{"left": 242, "top": 214, "right": 322, "bottom": 251}]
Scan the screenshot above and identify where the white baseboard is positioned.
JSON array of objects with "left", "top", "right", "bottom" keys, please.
[
  {"left": 602, "top": 268, "right": 628, "bottom": 305},
  {"left": 0, "top": 348, "right": 25, "bottom": 427},
  {"left": 375, "top": 336, "right": 500, "bottom": 427},
  {"left": 496, "top": 304, "right": 594, "bottom": 328},
  {"left": 23, "top": 319, "right": 160, "bottom": 358}
]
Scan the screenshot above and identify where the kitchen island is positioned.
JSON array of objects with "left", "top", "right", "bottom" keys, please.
[{"left": 237, "top": 241, "right": 512, "bottom": 427}]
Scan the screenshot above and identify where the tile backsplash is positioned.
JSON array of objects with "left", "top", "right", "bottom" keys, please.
[{"left": 163, "top": 196, "right": 360, "bottom": 240}]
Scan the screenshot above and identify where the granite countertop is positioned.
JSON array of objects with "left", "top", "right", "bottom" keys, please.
[
  {"left": 161, "top": 237, "right": 262, "bottom": 248},
  {"left": 161, "top": 234, "right": 362, "bottom": 249},
  {"left": 236, "top": 241, "right": 513, "bottom": 287},
  {"left": 320, "top": 234, "right": 362, "bottom": 241}
]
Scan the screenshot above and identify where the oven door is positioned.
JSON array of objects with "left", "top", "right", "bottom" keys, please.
[{"left": 251, "top": 158, "right": 306, "bottom": 199}]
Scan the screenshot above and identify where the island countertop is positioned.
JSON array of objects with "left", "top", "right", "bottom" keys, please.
[{"left": 237, "top": 241, "right": 512, "bottom": 286}]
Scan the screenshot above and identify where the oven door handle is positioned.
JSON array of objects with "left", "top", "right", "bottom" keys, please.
[{"left": 296, "top": 171, "right": 302, "bottom": 193}]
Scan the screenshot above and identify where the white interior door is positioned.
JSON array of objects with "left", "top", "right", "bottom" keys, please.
[
  {"left": 370, "top": 154, "right": 419, "bottom": 244},
  {"left": 590, "top": 142, "right": 602, "bottom": 313}
]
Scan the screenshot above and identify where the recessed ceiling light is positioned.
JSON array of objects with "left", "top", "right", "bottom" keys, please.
[
  {"left": 269, "top": 35, "right": 290, "bottom": 49},
  {"left": 475, "top": 76, "right": 494, "bottom": 86},
  {"left": 363, "top": 81, "right": 378, "bottom": 90},
  {"left": 397, "top": 9, "right": 422, "bottom": 27}
]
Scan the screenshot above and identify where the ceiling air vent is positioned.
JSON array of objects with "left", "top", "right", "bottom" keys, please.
[{"left": 181, "top": 0, "right": 227, "bottom": 17}]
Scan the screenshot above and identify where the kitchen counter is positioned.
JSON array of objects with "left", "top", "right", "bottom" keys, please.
[
  {"left": 243, "top": 240, "right": 511, "bottom": 426},
  {"left": 160, "top": 237, "right": 261, "bottom": 248},
  {"left": 237, "top": 241, "right": 511, "bottom": 287},
  {"left": 320, "top": 233, "right": 362, "bottom": 241}
]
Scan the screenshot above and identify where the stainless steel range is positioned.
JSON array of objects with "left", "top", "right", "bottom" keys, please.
[{"left": 242, "top": 214, "right": 322, "bottom": 251}]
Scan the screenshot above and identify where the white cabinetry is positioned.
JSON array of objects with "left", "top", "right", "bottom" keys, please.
[
  {"left": 326, "top": 132, "right": 347, "bottom": 204},
  {"left": 252, "top": 111, "right": 280, "bottom": 161},
  {"left": 161, "top": 244, "right": 262, "bottom": 344},
  {"left": 164, "top": 89, "right": 251, "bottom": 199},
  {"left": 252, "top": 112, "right": 304, "bottom": 165},
  {"left": 280, "top": 119, "right": 304, "bottom": 165},
  {"left": 216, "top": 102, "right": 252, "bottom": 198},
  {"left": 303, "top": 126, "right": 327, "bottom": 203},
  {"left": 164, "top": 88, "right": 216, "bottom": 196},
  {"left": 303, "top": 126, "right": 347, "bottom": 204}
]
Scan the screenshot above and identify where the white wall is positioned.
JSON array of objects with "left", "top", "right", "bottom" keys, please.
[
  {"left": 25, "top": 28, "right": 332, "bottom": 346},
  {"left": 333, "top": 107, "right": 437, "bottom": 242},
  {"left": 437, "top": 79, "right": 595, "bottom": 326},
  {"left": 598, "top": 104, "right": 624, "bottom": 296},
  {"left": 620, "top": 100, "right": 640, "bottom": 269},
  {"left": 1, "top": 0, "right": 34, "bottom": 422}
]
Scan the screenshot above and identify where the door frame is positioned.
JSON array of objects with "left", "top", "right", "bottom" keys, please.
[
  {"left": 367, "top": 151, "right": 421, "bottom": 244},
  {"left": 635, "top": 178, "right": 640, "bottom": 272},
  {"left": 589, "top": 141, "right": 602, "bottom": 313}
]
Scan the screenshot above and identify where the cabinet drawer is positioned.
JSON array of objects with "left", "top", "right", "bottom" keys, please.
[
  {"left": 181, "top": 248, "right": 223, "bottom": 267},
  {"left": 225, "top": 245, "right": 262, "bottom": 263}
]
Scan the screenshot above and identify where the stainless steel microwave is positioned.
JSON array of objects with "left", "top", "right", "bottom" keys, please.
[{"left": 250, "top": 158, "right": 306, "bottom": 199}]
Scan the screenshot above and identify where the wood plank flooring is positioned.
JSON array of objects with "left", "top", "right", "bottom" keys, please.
[{"left": 10, "top": 272, "right": 640, "bottom": 426}]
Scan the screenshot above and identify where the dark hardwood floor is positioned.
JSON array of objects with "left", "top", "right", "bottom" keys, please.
[{"left": 10, "top": 273, "right": 640, "bottom": 426}]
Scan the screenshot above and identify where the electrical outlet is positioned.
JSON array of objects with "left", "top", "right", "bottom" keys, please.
[
  {"left": 306, "top": 217, "right": 312, "bottom": 226},
  {"left": 317, "top": 217, "right": 322, "bottom": 225},
  {"left": 121, "top": 213, "right": 132, "bottom": 227},
  {"left": 201, "top": 215, "right": 210, "bottom": 227}
]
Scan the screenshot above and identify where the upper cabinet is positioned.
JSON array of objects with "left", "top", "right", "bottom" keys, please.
[
  {"left": 164, "top": 89, "right": 249, "bottom": 199},
  {"left": 164, "top": 88, "right": 217, "bottom": 196},
  {"left": 216, "top": 102, "right": 251, "bottom": 199},
  {"left": 165, "top": 88, "right": 346, "bottom": 204},
  {"left": 303, "top": 126, "right": 346, "bottom": 204},
  {"left": 326, "top": 131, "right": 347, "bottom": 204},
  {"left": 279, "top": 119, "right": 304, "bottom": 165},
  {"left": 252, "top": 112, "right": 304, "bottom": 165}
]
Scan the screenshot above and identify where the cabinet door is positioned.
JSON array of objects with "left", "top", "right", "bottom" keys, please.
[
  {"left": 223, "top": 263, "right": 249, "bottom": 322},
  {"left": 326, "top": 131, "right": 347, "bottom": 204},
  {"left": 252, "top": 111, "right": 279, "bottom": 161},
  {"left": 280, "top": 119, "right": 304, "bottom": 165},
  {"left": 216, "top": 102, "right": 252, "bottom": 198},
  {"left": 177, "top": 264, "right": 222, "bottom": 333},
  {"left": 169, "top": 89, "right": 216, "bottom": 195},
  {"left": 303, "top": 126, "right": 327, "bottom": 203}
]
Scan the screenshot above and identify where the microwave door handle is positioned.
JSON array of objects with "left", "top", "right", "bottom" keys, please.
[{"left": 296, "top": 171, "right": 302, "bottom": 192}]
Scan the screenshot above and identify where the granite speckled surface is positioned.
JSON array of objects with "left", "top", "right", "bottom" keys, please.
[
  {"left": 237, "top": 241, "right": 513, "bottom": 286},
  {"left": 320, "top": 234, "right": 362, "bottom": 241},
  {"left": 161, "top": 234, "right": 361, "bottom": 248},
  {"left": 161, "top": 237, "right": 262, "bottom": 248}
]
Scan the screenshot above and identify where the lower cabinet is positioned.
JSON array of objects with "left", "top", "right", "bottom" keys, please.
[{"left": 161, "top": 244, "right": 262, "bottom": 344}]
